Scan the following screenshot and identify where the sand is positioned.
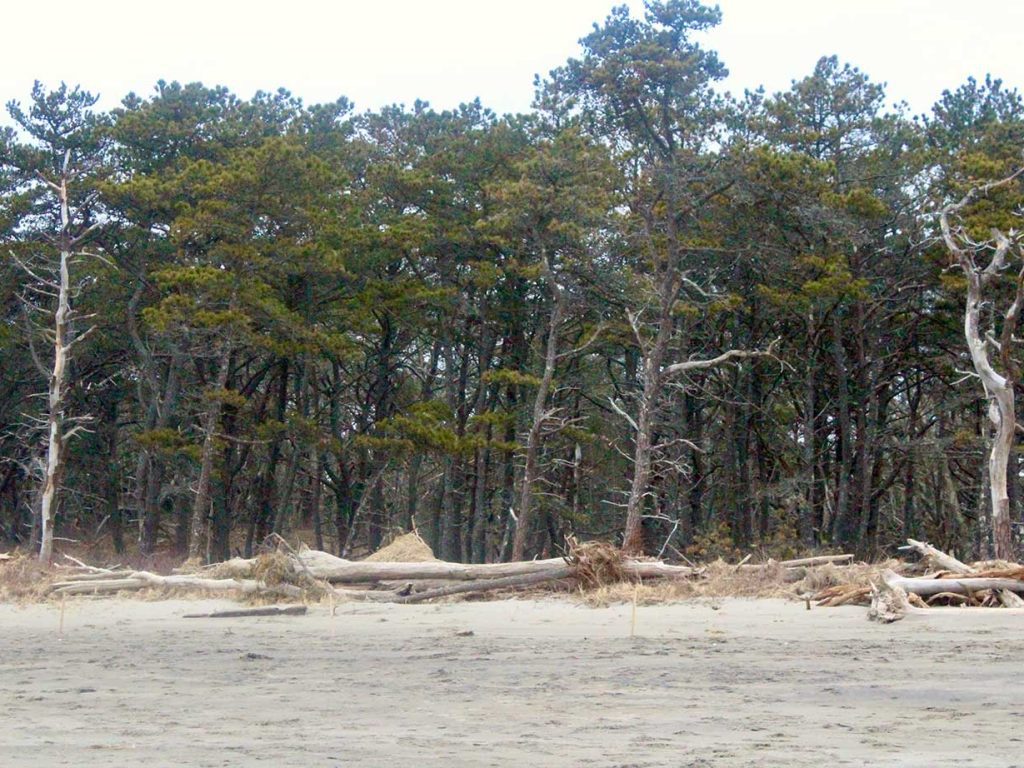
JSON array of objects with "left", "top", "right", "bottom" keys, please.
[{"left": 1, "top": 597, "right": 1022, "bottom": 767}]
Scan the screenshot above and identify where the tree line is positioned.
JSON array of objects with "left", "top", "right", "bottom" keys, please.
[{"left": 2, "top": 0, "right": 1023, "bottom": 564}]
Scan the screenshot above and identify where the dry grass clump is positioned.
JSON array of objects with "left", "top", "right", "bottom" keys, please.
[
  {"left": 568, "top": 540, "right": 628, "bottom": 589},
  {"left": 802, "top": 560, "right": 905, "bottom": 607},
  {"left": 967, "top": 564, "right": 1024, "bottom": 579},
  {"left": 971, "top": 559, "right": 1018, "bottom": 572},
  {"left": 579, "top": 580, "right": 696, "bottom": 607},
  {"left": 250, "top": 551, "right": 329, "bottom": 599},
  {"left": 791, "top": 559, "right": 900, "bottom": 594},
  {"left": 251, "top": 550, "right": 299, "bottom": 586},
  {"left": 577, "top": 558, "right": 796, "bottom": 607},
  {"left": 575, "top": 556, "right": 911, "bottom": 607},
  {"left": 0, "top": 550, "right": 51, "bottom": 602},
  {"left": 697, "top": 559, "right": 792, "bottom": 598},
  {"left": 364, "top": 532, "right": 437, "bottom": 563}
]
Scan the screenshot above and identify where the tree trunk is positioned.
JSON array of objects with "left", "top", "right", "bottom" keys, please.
[
  {"left": 801, "top": 319, "right": 819, "bottom": 547},
  {"left": 830, "top": 312, "right": 855, "bottom": 548},
  {"left": 38, "top": 176, "right": 73, "bottom": 565},
  {"left": 188, "top": 346, "right": 232, "bottom": 562},
  {"left": 622, "top": 361, "right": 661, "bottom": 555},
  {"left": 102, "top": 396, "right": 124, "bottom": 555},
  {"left": 136, "top": 352, "right": 184, "bottom": 556},
  {"left": 512, "top": 277, "right": 564, "bottom": 560},
  {"left": 941, "top": 178, "right": 1024, "bottom": 560}
]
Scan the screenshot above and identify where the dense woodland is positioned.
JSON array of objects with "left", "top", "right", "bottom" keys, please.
[{"left": 2, "top": 1, "right": 1024, "bottom": 564}]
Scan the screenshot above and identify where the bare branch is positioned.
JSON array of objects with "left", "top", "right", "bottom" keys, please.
[
  {"left": 607, "top": 396, "right": 639, "bottom": 433},
  {"left": 662, "top": 338, "right": 779, "bottom": 380}
]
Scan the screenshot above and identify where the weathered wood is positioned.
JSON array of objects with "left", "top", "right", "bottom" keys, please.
[
  {"left": 183, "top": 606, "right": 307, "bottom": 619},
  {"left": 902, "top": 538, "right": 1024, "bottom": 608},
  {"left": 299, "top": 552, "right": 571, "bottom": 582},
  {"left": 216, "top": 550, "right": 698, "bottom": 584},
  {"left": 884, "top": 571, "right": 1024, "bottom": 597},
  {"left": 373, "top": 565, "right": 575, "bottom": 604},
  {"left": 49, "top": 571, "right": 303, "bottom": 598},
  {"left": 940, "top": 175, "right": 1024, "bottom": 561},
  {"left": 38, "top": 168, "right": 74, "bottom": 564},
  {"left": 869, "top": 577, "right": 913, "bottom": 623},
  {"left": 49, "top": 577, "right": 149, "bottom": 594},
  {"left": 623, "top": 560, "right": 698, "bottom": 579},
  {"left": 902, "top": 539, "right": 971, "bottom": 573},
  {"left": 777, "top": 554, "right": 854, "bottom": 568}
]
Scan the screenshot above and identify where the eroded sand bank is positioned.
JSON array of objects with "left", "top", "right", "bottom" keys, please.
[{"left": 1, "top": 598, "right": 1021, "bottom": 767}]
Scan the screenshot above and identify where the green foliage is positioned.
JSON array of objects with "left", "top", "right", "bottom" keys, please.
[
  {"left": 134, "top": 428, "right": 201, "bottom": 462},
  {"left": 481, "top": 369, "right": 544, "bottom": 388},
  {"left": 360, "top": 401, "right": 462, "bottom": 456}
]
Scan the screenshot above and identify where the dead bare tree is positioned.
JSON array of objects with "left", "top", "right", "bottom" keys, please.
[
  {"left": 11, "top": 151, "right": 100, "bottom": 563},
  {"left": 939, "top": 167, "right": 1024, "bottom": 560},
  {"left": 612, "top": 303, "right": 775, "bottom": 554}
]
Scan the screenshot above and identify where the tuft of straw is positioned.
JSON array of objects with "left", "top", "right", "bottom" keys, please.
[
  {"left": 568, "top": 540, "right": 629, "bottom": 589},
  {"left": 0, "top": 550, "right": 50, "bottom": 602},
  {"left": 251, "top": 551, "right": 299, "bottom": 586},
  {"left": 364, "top": 532, "right": 437, "bottom": 563}
]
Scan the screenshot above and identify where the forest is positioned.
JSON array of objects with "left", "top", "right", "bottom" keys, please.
[{"left": 2, "top": 0, "right": 1023, "bottom": 567}]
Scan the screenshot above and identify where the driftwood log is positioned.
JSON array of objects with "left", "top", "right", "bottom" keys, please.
[
  {"left": 213, "top": 550, "right": 698, "bottom": 584},
  {"left": 48, "top": 571, "right": 303, "bottom": 598},
  {"left": 740, "top": 554, "right": 854, "bottom": 570},
  {"left": 883, "top": 570, "right": 1024, "bottom": 597},
  {"left": 353, "top": 566, "right": 577, "bottom": 604},
  {"left": 902, "top": 538, "right": 1024, "bottom": 608}
]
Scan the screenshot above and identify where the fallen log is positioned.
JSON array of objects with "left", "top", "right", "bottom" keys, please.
[
  {"left": 49, "top": 576, "right": 148, "bottom": 594},
  {"left": 777, "top": 554, "right": 854, "bottom": 568},
  {"left": 901, "top": 539, "right": 972, "bottom": 573},
  {"left": 183, "top": 606, "right": 308, "bottom": 619},
  {"left": 366, "top": 565, "right": 576, "bottom": 604},
  {"left": 883, "top": 570, "right": 1024, "bottom": 597},
  {"left": 814, "top": 584, "right": 872, "bottom": 607},
  {"left": 624, "top": 560, "right": 698, "bottom": 579},
  {"left": 215, "top": 549, "right": 697, "bottom": 584},
  {"left": 305, "top": 557, "right": 569, "bottom": 583},
  {"left": 49, "top": 571, "right": 303, "bottom": 599},
  {"left": 737, "top": 554, "right": 854, "bottom": 576},
  {"left": 901, "top": 539, "right": 1024, "bottom": 608}
]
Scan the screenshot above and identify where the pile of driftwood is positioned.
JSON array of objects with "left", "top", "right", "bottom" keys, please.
[
  {"left": 44, "top": 543, "right": 855, "bottom": 605},
  {"left": 47, "top": 545, "right": 699, "bottom": 603},
  {"left": 814, "top": 538, "right": 1024, "bottom": 623}
]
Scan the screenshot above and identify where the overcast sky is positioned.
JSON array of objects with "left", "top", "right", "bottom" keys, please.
[{"left": 1, "top": 1, "right": 1021, "bottom": 120}]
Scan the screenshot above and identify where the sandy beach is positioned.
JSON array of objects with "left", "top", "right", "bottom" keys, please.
[{"left": 1, "top": 597, "right": 1021, "bottom": 767}]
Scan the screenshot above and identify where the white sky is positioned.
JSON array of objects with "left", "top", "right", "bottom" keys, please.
[{"left": 0, "top": 1, "right": 1021, "bottom": 120}]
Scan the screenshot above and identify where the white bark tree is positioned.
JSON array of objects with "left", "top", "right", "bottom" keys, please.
[
  {"left": 939, "top": 167, "right": 1024, "bottom": 560},
  {"left": 11, "top": 151, "right": 99, "bottom": 563}
]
